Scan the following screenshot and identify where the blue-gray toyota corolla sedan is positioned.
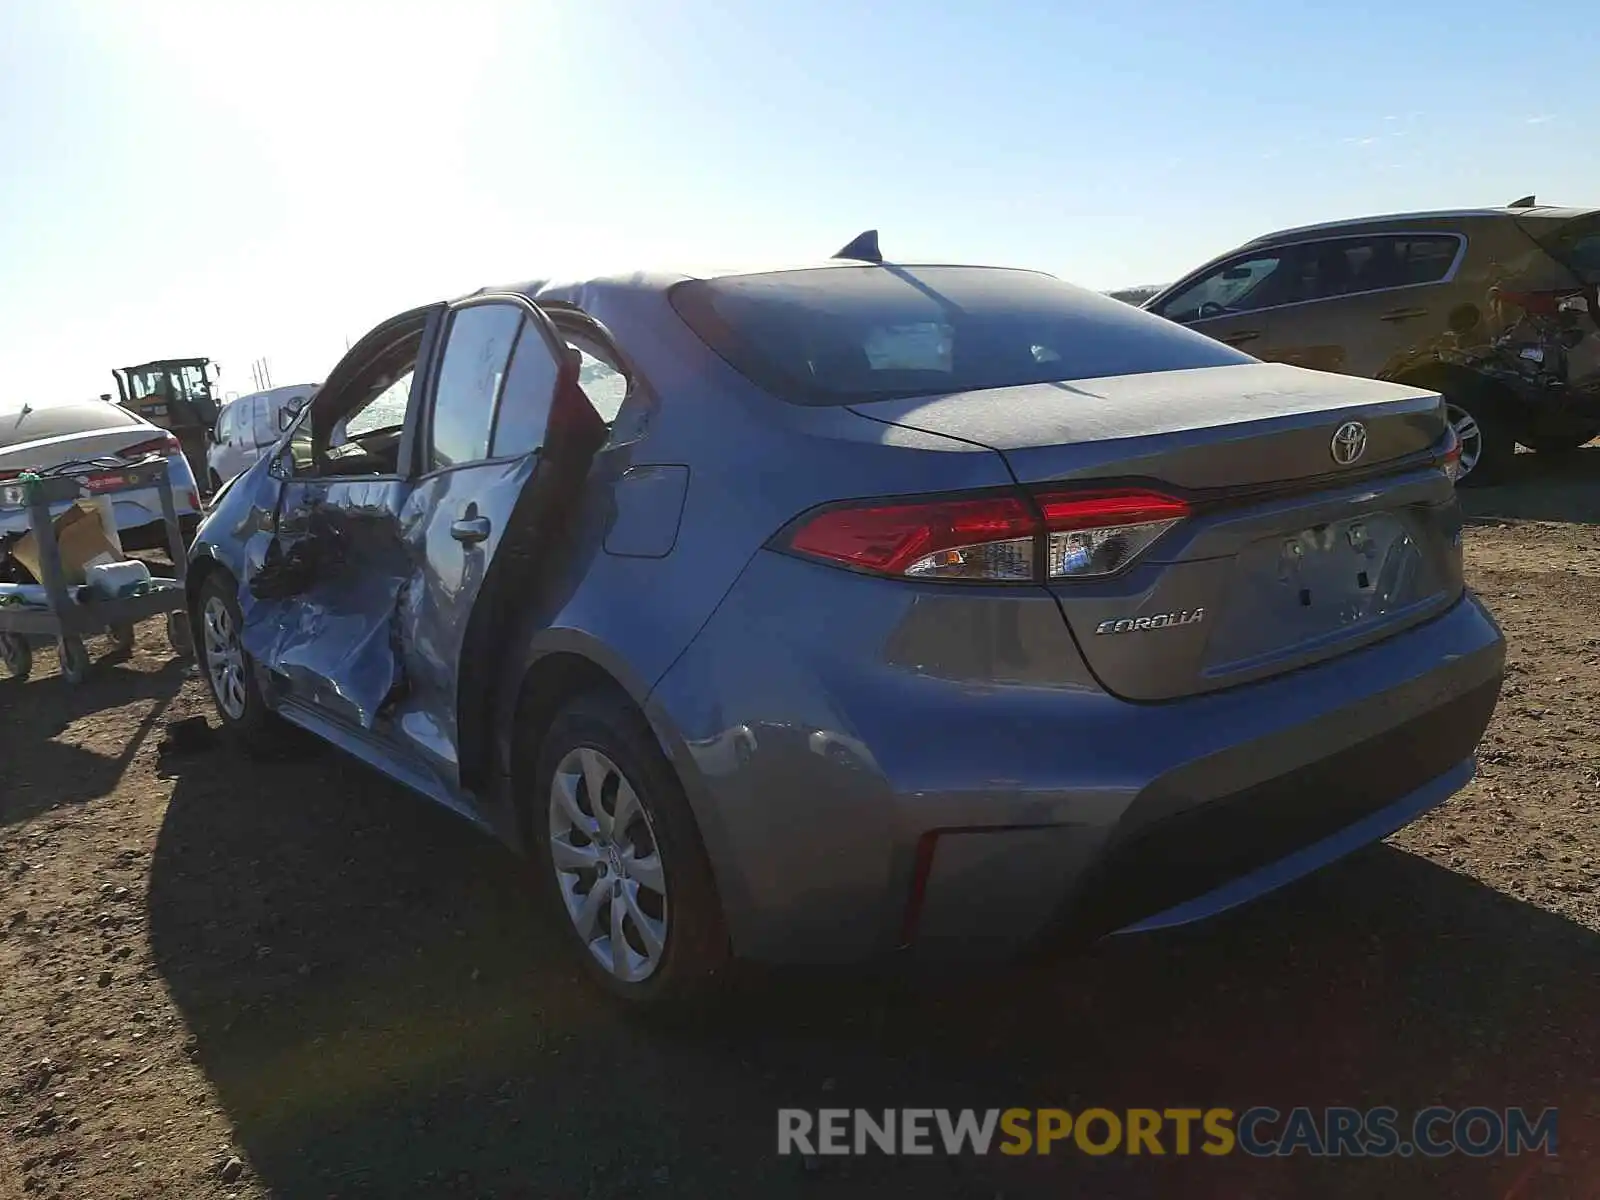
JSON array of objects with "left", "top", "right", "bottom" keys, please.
[{"left": 186, "top": 240, "right": 1505, "bottom": 1006}]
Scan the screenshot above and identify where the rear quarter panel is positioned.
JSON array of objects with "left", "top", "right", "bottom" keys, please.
[{"left": 488, "top": 279, "right": 1018, "bottom": 768}]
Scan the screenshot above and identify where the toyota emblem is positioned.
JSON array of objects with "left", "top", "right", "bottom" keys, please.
[{"left": 1330, "top": 421, "right": 1368, "bottom": 466}]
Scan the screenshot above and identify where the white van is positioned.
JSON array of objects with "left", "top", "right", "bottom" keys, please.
[{"left": 205, "top": 384, "right": 318, "bottom": 491}]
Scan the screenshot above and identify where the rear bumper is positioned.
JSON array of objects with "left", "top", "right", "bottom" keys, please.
[
  {"left": 649, "top": 548, "right": 1505, "bottom": 964},
  {"left": 0, "top": 456, "right": 201, "bottom": 539}
]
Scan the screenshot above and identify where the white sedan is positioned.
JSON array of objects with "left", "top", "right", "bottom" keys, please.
[{"left": 0, "top": 396, "right": 202, "bottom": 561}]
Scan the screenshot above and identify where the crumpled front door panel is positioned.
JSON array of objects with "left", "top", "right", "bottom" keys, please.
[{"left": 239, "top": 478, "right": 413, "bottom": 730}]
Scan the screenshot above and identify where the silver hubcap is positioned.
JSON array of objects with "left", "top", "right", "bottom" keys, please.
[
  {"left": 548, "top": 747, "right": 668, "bottom": 983},
  {"left": 1446, "top": 403, "right": 1482, "bottom": 478},
  {"left": 201, "top": 596, "right": 247, "bottom": 720}
]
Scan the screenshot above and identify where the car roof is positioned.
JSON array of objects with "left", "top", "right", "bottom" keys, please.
[
  {"left": 222, "top": 384, "right": 318, "bottom": 408},
  {"left": 473, "top": 260, "right": 1059, "bottom": 303},
  {"left": 0, "top": 397, "right": 146, "bottom": 449},
  {"left": 1240, "top": 205, "right": 1595, "bottom": 247}
]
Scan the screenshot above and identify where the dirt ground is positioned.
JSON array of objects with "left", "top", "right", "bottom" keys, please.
[{"left": 3, "top": 452, "right": 1600, "bottom": 1199}]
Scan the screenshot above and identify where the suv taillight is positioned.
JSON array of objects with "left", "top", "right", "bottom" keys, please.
[{"left": 782, "top": 487, "right": 1190, "bottom": 582}]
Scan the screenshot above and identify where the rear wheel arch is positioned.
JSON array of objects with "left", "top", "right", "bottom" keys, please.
[
  {"left": 1387, "top": 362, "right": 1520, "bottom": 484},
  {"left": 502, "top": 647, "right": 721, "bottom": 849},
  {"left": 1386, "top": 361, "right": 1514, "bottom": 411},
  {"left": 505, "top": 651, "right": 642, "bottom": 839}
]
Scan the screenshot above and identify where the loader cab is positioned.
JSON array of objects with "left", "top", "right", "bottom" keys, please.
[{"left": 113, "top": 358, "right": 221, "bottom": 487}]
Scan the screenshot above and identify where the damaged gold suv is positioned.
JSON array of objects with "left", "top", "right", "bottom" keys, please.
[{"left": 1146, "top": 199, "right": 1600, "bottom": 484}]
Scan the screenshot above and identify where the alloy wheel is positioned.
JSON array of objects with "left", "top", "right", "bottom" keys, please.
[
  {"left": 202, "top": 595, "right": 247, "bottom": 720},
  {"left": 1446, "top": 402, "right": 1482, "bottom": 480},
  {"left": 548, "top": 746, "right": 669, "bottom": 983}
]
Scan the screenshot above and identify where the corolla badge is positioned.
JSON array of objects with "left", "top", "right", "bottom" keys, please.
[
  {"left": 1331, "top": 420, "right": 1368, "bottom": 466},
  {"left": 1094, "top": 608, "right": 1205, "bottom": 635}
]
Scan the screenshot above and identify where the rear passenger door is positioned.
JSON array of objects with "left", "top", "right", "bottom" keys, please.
[
  {"left": 1256, "top": 233, "right": 1464, "bottom": 378},
  {"left": 393, "top": 296, "right": 604, "bottom": 791}
]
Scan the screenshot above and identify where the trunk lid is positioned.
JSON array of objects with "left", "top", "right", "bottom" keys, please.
[{"left": 849, "top": 363, "right": 1462, "bottom": 700}]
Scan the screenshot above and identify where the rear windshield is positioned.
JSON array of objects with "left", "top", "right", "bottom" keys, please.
[
  {"left": 1536, "top": 211, "right": 1600, "bottom": 284},
  {"left": 669, "top": 265, "right": 1255, "bottom": 406},
  {"left": 0, "top": 399, "right": 140, "bottom": 448}
]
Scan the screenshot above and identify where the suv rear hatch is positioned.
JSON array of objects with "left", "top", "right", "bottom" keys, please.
[
  {"left": 849, "top": 362, "right": 1462, "bottom": 701},
  {"left": 1514, "top": 206, "right": 1600, "bottom": 286}
]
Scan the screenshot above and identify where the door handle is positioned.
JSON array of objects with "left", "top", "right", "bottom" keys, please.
[
  {"left": 1379, "top": 307, "right": 1428, "bottom": 322},
  {"left": 450, "top": 515, "right": 491, "bottom": 544},
  {"left": 1223, "top": 330, "right": 1260, "bottom": 346}
]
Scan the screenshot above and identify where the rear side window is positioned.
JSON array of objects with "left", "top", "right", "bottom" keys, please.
[
  {"left": 429, "top": 304, "right": 523, "bottom": 469},
  {"left": 1534, "top": 212, "right": 1600, "bottom": 284},
  {"left": 671, "top": 266, "right": 1252, "bottom": 406},
  {"left": 1295, "top": 235, "right": 1459, "bottom": 300}
]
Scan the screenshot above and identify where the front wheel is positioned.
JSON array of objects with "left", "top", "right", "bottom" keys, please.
[
  {"left": 1446, "top": 397, "right": 1514, "bottom": 487},
  {"left": 196, "top": 574, "right": 286, "bottom": 752},
  {"left": 529, "top": 689, "right": 729, "bottom": 1007}
]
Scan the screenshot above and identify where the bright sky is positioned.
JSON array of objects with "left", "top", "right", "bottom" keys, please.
[{"left": 3, "top": 0, "right": 1596, "bottom": 406}]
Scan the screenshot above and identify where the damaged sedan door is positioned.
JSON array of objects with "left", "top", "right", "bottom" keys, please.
[
  {"left": 390, "top": 296, "right": 607, "bottom": 796},
  {"left": 236, "top": 304, "right": 442, "bottom": 732}
]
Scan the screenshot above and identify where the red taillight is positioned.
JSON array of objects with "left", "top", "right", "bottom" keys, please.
[
  {"left": 787, "top": 493, "right": 1037, "bottom": 580},
  {"left": 119, "top": 433, "right": 180, "bottom": 460},
  {"left": 1035, "top": 488, "right": 1191, "bottom": 579},
  {"left": 1438, "top": 425, "right": 1463, "bottom": 483},
  {"left": 783, "top": 487, "right": 1190, "bottom": 582}
]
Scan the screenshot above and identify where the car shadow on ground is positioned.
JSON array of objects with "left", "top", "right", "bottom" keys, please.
[
  {"left": 146, "top": 747, "right": 1600, "bottom": 1199},
  {"left": 0, "top": 655, "right": 188, "bottom": 828},
  {"left": 1461, "top": 448, "right": 1600, "bottom": 525}
]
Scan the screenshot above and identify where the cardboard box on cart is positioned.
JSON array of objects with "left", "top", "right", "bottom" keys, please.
[{"left": 10, "top": 496, "right": 125, "bottom": 585}]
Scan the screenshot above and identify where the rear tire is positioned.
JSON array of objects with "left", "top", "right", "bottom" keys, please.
[
  {"left": 1446, "top": 392, "right": 1515, "bottom": 487},
  {"left": 528, "top": 688, "right": 729, "bottom": 1008}
]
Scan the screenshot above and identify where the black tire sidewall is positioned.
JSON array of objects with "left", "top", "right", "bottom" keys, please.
[
  {"left": 528, "top": 689, "right": 728, "bottom": 1006},
  {"left": 1450, "top": 391, "right": 1515, "bottom": 487}
]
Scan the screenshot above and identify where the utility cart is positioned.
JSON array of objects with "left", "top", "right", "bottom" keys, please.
[{"left": 0, "top": 459, "right": 193, "bottom": 683}]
